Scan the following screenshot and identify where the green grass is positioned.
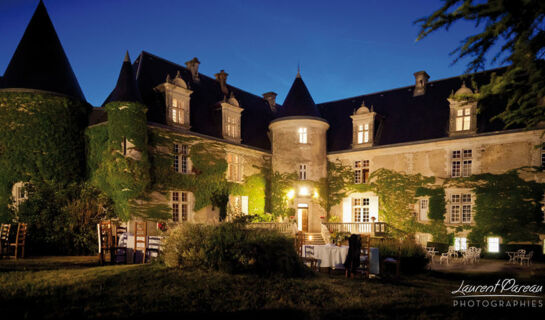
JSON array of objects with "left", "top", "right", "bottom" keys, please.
[{"left": 0, "top": 257, "right": 543, "bottom": 319}]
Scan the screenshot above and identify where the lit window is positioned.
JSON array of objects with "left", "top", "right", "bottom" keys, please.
[
  {"left": 173, "top": 144, "right": 190, "bottom": 174},
  {"left": 298, "top": 127, "right": 307, "bottom": 144},
  {"left": 451, "top": 149, "right": 472, "bottom": 177},
  {"left": 357, "top": 125, "right": 364, "bottom": 144},
  {"left": 364, "top": 123, "right": 369, "bottom": 143},
  {"left": 354, "top": 160, "right": 370, "bottom": 184},
  {"left": 230, "top": 195, "right": 249, "bottom": 215},
  {"left": 299, "top": 164, "right": 307, "bottom": 180},
  {"left": 488, "top": 237, "right": 500, "bottom": 253},
  {"left": 227, "top": 153, "right": 242, "bottom": 182},
  {"left": 454, "top": 237, "right": 467, "bottom": 251},
  {"left": 455, "top": 107, "right": 471, "bottom": 131},
  {"left": 171, "top": 191, "right": 189, "bottom": 222},
  {"left": 170, "top": 98, "right": 186, "bottom": 125},
  {"left": 353, "top": 198, "right": 370, "bottom": 222}
]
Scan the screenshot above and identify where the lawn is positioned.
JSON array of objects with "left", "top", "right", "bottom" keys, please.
[{"left": 0, "top": 257, "right": 543, "bottom": 319}]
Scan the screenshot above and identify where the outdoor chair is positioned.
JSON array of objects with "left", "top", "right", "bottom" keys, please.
[
  {"left": 134, "top": 221, "right": 147, "bottom": 263},
  {"left": 0, "top": 224, "right": 11, "bottom": 259},
  {"left": 426, "top": 247, "right": 436, "bottom": 263},
  {"left": 147, "top": 235, "right": 163, "bottom": 261},
  {"left": 343, "top": 234, "right": 362, "bottom": 278},
  {"left": 302, "top": 245, "right": 318, "bottom": 272},
  {"left": 98, "top": 220, "right": 114, "bottom": 264},
  {"left": 515, "top": 249, "right": 526, "bottom": 264},
  {"left": 439, "top": 252, "right": 449, "bottom": 265},
  {"left": 112, "top": 224, "right": 128, "bottom": 264},
  {"left": 520, "top": 251, "right": 533, "bottom": 266},
  {"left": 357, "top": 234, "right": 371, "bottom": 279},
  {"left": 9, "top": 223, "right": 27, "bottom": 259}
]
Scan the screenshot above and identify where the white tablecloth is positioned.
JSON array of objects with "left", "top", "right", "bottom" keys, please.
[
  {"left": 303, "top": 244, "right": 380, "bottom": 273},
  {"left": 303, "top": 244, "right": 349, "bottom": 268}
]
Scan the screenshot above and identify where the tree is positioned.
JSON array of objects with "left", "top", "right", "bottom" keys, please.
[{"left": 416, "top": 0, "right": 545, "bottom": 128}]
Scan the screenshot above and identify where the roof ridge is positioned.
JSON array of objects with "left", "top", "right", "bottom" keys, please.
[
  {"left": 137, "top": 51, "right": 271, "bottom": 104},
  {"left": 318, "top": 66, "right": 508, "bottom": 106}
]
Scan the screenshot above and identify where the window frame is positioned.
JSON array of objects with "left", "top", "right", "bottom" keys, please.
[
  {"left": 298, "top": 127, "right": 308, "bottom": 144},
  {"left": 451, "top": 149, "right": 472, "bottom": 178},
  {"left": 299, "top": 164, "right": 307, "bottom": 180},
  {"left": 171, "top": 191, "right": 189, "bottom": 222},
  {"left": 353, "top": 197, "right": 370, "bottom": 222}
]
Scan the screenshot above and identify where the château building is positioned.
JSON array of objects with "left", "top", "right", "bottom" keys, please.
[{"left": 1, "top": 1, "right": 544, "bottom": 252}]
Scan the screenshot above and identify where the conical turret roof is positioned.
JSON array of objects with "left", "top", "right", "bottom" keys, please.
[
  {"left": 275, "top": 73, "right": 321, "bottom": 119},
  {"left": 2, "top": 1, "right": 85, "bottom": 101},
  {"left": 102, "top": 52, "right": 143, "bottom": 105}
]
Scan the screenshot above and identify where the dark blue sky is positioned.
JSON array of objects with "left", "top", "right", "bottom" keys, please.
[{"left": 0, "top": 0, "right": 503, "bottom": 106}]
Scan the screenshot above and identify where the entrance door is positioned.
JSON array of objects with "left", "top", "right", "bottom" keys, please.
[{"left": 297, "top": 207, "right": 308, "bottom": 232}]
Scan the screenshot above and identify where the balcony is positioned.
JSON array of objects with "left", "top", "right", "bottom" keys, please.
[{"left": 322, "top": 222, "right": 388, "bottom": 237}]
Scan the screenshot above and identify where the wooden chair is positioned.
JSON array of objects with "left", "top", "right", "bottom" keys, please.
[
  {"left": 302, "top": 245, "right": 319, "bottom": 271},
  {"left": 134, "top": 221, "right": 147, "bottom": 263},
  {"left": 0, "top": 224, "right": 11, "bottom": 259},
  {"left": 112, "top": 224, "right": 128, "bottom": 264},
  {"left": 358, "top": 234, "right": 371, "bottom": 279},
  {"left": 98, "top": 220, "right": 114, "bottom": 265},
  {"left": 9, "top": 223, "right": 27, "bottom": 259},
  {"left": 147, "top": 235, "right": 163, "bottom": 261}
]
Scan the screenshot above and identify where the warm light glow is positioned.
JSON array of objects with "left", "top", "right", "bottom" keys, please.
[
  {"left": 287, "top": 189, "right": 295, "bottom": 200},
  {"left": 309, "top": 235, "right": 313, "bottom": 241},
  {"left": 488, "top": 237, "right": 500, "bottom": 253},
  {"left": 299, "top": 186, "right": 310, "bottom": 196},
  {"left": 313, "top": 189, "right": 319, "bottom": 198},
  {"left": 297, "top": 209, "right": 303, "bottom": 231}
]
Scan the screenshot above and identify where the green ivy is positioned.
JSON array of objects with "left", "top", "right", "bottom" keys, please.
[
  {"left": 317, "top": 160, "right": 353, "bottom": 219},
  {"left": 460, "top": 169, "right": 545, "bottom": 245},
  {"left": 0, "top": 91, "right": 89, "bottom": 221},
  {"left": 415, "top": 187, "right": 446, "bottom": 221}
]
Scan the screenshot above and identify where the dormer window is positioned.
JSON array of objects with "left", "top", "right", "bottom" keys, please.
[
  {"left": 155, "top": 71, "right": 192, "bottom": 129},
  {"left": 448, "top": 82, "right": 477, "bottom": 136},
  {"left": 298, "top": 127, "right": 308, "bottom": 144},
  {"left": 171, "top": 98, "right": 189, "bottom": 125},
  {"left": 351, "top": 101, "right": 376, "bottom": 148},
  {"left": 221, "top": 94, "right": 243, "bottom": 143},
  {"left": 456, "top": 107, "right": 471, "bottom": 131}
]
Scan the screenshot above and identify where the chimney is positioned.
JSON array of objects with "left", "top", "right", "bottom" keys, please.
[
  {"left": 262, "top": 91, "right": 277, "bottom": 112},
  {"left": 215, "top": 69, "right": 229, "bottom": 96},
  {"left": 413, "top": 71, "right": 430, "bottom": 96},
  {"left": 185, "top": 57, "right": 200, "bottom": 82}
]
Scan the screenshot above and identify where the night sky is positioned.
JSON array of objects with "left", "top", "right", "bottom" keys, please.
[{"left": 0, "top": 0, "right": 505, "bottom": 106}]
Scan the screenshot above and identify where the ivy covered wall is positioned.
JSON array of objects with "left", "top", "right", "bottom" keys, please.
[{"left": 0, "top": 91, "right": 89, "bottom": 222}]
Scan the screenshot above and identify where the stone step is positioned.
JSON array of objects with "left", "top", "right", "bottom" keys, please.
[{"left": 303, "top": 232, "right": 325, "bottom": 245}]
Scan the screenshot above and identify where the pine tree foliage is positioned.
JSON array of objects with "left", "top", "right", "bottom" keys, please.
[{"left": 416, "top": 0, "right": 545, "bottom": 128}]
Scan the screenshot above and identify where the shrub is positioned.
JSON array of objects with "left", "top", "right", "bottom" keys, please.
[
  {"left": 17, "top": 182, "right": 112, "bottom": 255},
  {"left": 162, "top": 222, "right": 309, "bottom": 277},
  {"left": 371, "top": 238, "right": 429, "bottom": 274}
]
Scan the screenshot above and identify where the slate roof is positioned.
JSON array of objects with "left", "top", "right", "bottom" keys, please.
[
  {"left": 1, "top": 1, "right": 85, "bottom": 101},
  {"left": 102, "top": 52, "right": 143, "bottom": 105},
  {"left": 318, "top": 67, "right": 511, "bottom": 152},
  {"left": 275, "top": 74, "right": 322, "bottom": 119},
  {"left": 133, "top": 51, "right": 275, "bottom": 150}
]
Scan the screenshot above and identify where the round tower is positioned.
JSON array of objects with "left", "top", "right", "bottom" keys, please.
[
  {"left": 100, "top": 52, "right": 150, "bottom": 220},
  {"left": 269, "top": 72, "right": 329, "bottom": 233},
  {"left": 0, "top": 1, "right": 89, "bottom": 219}
]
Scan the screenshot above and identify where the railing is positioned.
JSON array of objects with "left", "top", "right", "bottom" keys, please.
[
  {"left": 247, "top": 222, "right": 297, "bottom": 236},
  {"left": 322, "top": 222, "right": 388, "bottom": 237}
]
